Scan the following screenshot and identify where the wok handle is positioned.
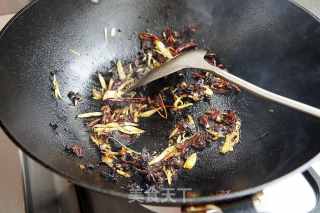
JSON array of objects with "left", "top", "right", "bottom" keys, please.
[
  {"left": 303, "top": 168, "right": 320, "bottom": 213},
  {"left": 202, "top": 61, "right": 320, "bottom": 119},
  {"left": 181, "top": 195, "right": 257, "bottom": 213}
]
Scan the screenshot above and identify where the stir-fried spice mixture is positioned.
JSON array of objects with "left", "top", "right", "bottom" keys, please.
[
  {"left": 74, "top": 28, "right": 241, "bottom": 186},
  {"left": 198, "top": 109, "right": 241, "bottom": 154}
]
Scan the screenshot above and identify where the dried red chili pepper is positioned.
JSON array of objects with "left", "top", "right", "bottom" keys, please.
[
  {"left": 192, "top": 71, "right": 206, "bottom": 79},
  {"left": 218, "top": 64, "right": 225, "bottom": 69},
  {"left": 232, "top": 84, "right": 241, "bottom": 93},
  {"left": 223, "top": 111, "right": 237, "bottom": 125},
  {"left": 207, "top": 109, "right": 220, "bottom": 121},
  {"left": 106, "top": 97, "right": 147, "bottom": 103},
  {"left": 165, "top": 27, "right": 176, "bottom": 47},
  {"left": 158, "top": 94, "right": 168, "bottom": 119},
  {"left": 139, "top": 32, "right": 160, "bottom": 41},
  {"left": 87, "top": 118, "right": 101, "bottom": 127},
  {"left": 175, "top": 41, "right": 198, "bottom": 54},
  {"left": 199, "top": 115, "right": 210, "bottom": 128},
  {"left": 204, "top": 53, "right": 217, "bottom": 66},
  {"left": 179, "top": 133, "right": 206, "bottom": 151}
]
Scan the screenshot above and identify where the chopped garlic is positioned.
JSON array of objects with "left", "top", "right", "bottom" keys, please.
[
  {"left": 139, "top": 108, "right": 160, "bottom": 118},
  {"left": 92, "top": 88, "right": 103, "bottom": 100},
  {"left": 220, "top": 121, "right": 241, "bottom": 154},
  {"left": 52, "top": 74, "right": 62, "bottom": 99},
  {"left": 103, "top": 90, "right": 123, "bottom": 100},
  {"left": 116, "top": 169, "right": 131, "bottom": 178},
  {"left": 183, "top": 153, "right": 197, "bottom": 170},
  {"left": 98, "top": 73, "right": 107, "bottom": 90},
  {"left": 154, "top": 40, "right": 173, "bottom": 59},
  {"left": 149, "top": 146, "right": 177, "bottom": 166},
  {"left": 78, "top": 112, "right": 103, "bottom": 118},
  {"left": 163, "top": 167, "right": 173, "bottom": 185},
  {"left": 117, "top": 60, "right": 126, "bottom": 81}
]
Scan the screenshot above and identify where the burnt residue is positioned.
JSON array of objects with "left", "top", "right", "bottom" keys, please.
[
  {"left": 65, "top": 144, "right": 85, "bottom": 158},
  {"left": 49, "top": 122, "right": 58, "bottom": 130},
  {"left": 100, "top": 169, "right": 117, "bottom": 182},
  {"left": 67, "top": 91, "right": 82, "bottom": 106}
]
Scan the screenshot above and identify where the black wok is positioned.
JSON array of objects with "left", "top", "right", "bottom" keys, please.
[{"left": 1, "top": 0, "right": 320, "bottom": 207}]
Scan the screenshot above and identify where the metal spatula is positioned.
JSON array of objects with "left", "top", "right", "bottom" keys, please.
[{"left": 132, "top": 49, "right": 320, "bottom": 118}]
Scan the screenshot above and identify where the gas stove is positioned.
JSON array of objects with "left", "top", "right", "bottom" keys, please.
[{"left": 18, "top": 153, "right": 320, "bottom": 213}]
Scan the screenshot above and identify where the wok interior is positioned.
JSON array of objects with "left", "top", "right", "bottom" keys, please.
[{"left": 1, "top": 0, "right": 320, "bottom": 202}]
